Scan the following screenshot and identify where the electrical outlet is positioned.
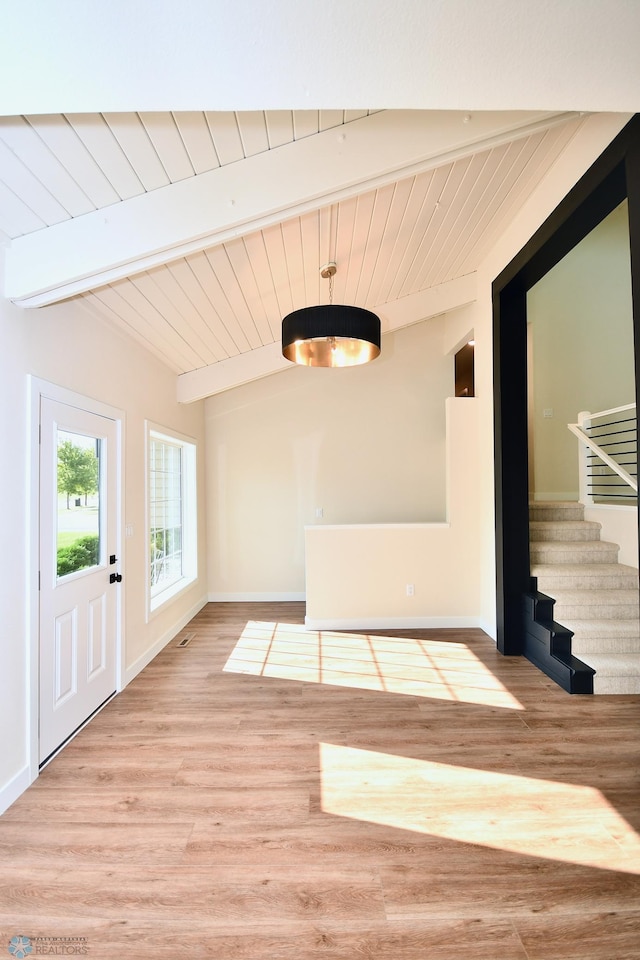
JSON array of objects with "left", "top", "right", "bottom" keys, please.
[{"left": 406, "top": 583, "right": 414, "bottom": 597}]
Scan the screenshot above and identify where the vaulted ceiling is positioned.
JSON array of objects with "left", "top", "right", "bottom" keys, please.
[{"left": 0, "top": 108, "right": 591, "bottom": 399}]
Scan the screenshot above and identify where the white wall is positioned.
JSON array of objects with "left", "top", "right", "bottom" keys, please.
[
  {"left": 0, "top": 256, "right": 208, "bottom": 813},
  {"left": 3, "top": 2, "right": 639, "bottom": 114},
  {"left": 528, "top": 201, "right": 634, "bottom": 500},
  {"left": 305, "top": 397, "right": 481, "bottom": 628},
  {"left": 205, "top": 317, "right": 453, "bottom": 599}
]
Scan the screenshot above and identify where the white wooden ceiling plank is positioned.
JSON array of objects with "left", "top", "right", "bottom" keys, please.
[
  {"left": 410, "top": 155, "right": 473, "bottom": 292},
  {"left": 114, "top": 274, "right": 204, "bottom": 369},
  {"left": 173, "top": 112, "right": 220, "bottom": 174},
  {"left": 0, "top": 116, "right": 95, "bottom": 217},
  {"left": 421, "top": 152, "right": 491, "bottom": 290},
  {"left": 431, "top": 143, "right": 510, "bottom": 284},
  {"left": 262, "top": 222, "right": 294, "bottom": 319},
  {"left": 138, "top": 112, "right": 195, "bottom": 182},
  {"left": 7, "top": 110, "right": 579, "bottom": 305},
  {"left": 145, "top": 263, "right": 221, "bottom": 365},
  {"left": 184, "top": 250, "right": 242, "bottom": 357},
  {"left": 242, "top": 230, "right": 284, "bottom": 341},
  {"left": 132, "top": 270, "right": 213, "bottom": 368},
  {"left": 0, "top": 138, "right": 70, "bottom": 226},
  {"left": 292, "top": 111, "right": 319, "bottom": 140},
  {"left": 450, "top": 134, "right": 547, "bottom": 277},
  {"left": 332, "top": 197, "right": 358, "bottom": 305},
  {"left": 205, "top": 112, "right": 245, "bottom": 165},
  {"left": 355, "top": 184, "right": 395, "bottom": 307},
  {"left": 375, "top": 171, "right": 435, "bottom": 304},
  {"left": 89, "top": 283, "right": 191, "bottom": 373},
  {"left": 103, "top": 113, "right": 170, "bottom": 191},
  {"left": 343, "top": 191, "right": 376, "bottom": 306},
  {"left": 460, "top": 120, "right": 584, "bottom": 276},
  {"left": 398, "top": 162, "right": 456, "bottom": 295},
  {"left": 299, "top": 209, "right": 321, "bottom": 309},
  {"left": 81, "top": 290, "right": 184, "bottom": 374},
  {"left": 25, "top": 114, "right": 121, "bottom": 209},
  {"left": 224, "top": 236, "right": 274, "bottom": 345},
  {"left": 265, "top": 111, "right": 294, "bottom": 149},
  {"left": 365, "top": 178, "right": 414, "bottom": 307},
  {"left": 386, "top": 168, "right": 442, "bottom": 300},
  {"left": 236, "top": 111, "right": 270, "bottom": 157},
  {"left": 167, "top": 259, "right": 229, "bottom": 361},
  {"left": 65, "top": 114, "right": 144, "bottom": 200},
  {"left": 203, "top": 246, "right": 257, "bottom": 351},
  {"left": 280, "top": 218, "right": 306, "bottom": 312},
  {"left": 319, "top": 110, "right": 345, "bottom": 132},
  {"left": 0, "top": 180, "right": 47, "bottom": 237}
]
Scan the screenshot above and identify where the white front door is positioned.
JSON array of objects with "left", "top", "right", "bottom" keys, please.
[{"left": 39, "top": 398, "right": 120, "bottom": 764}]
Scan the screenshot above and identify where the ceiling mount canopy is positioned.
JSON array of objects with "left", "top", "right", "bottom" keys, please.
[{"left": 281, "top": 262, "right": 381, "bottom": 367}]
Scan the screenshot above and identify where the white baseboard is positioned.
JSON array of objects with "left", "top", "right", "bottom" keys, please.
[
  {"left": 0, "top": 764, "right": 31, "bottom": 816},
  {"left": 532, "top": 492, "right": 579, "bottom": 502},
  {"left": 479, "top": 618, "right": 497, "bottom": 640},
  {"left": 208, "top": 592, "right": 306, "bottom": 602},
  {"left": 123, "top": 595, "right": 209, "bottom": 686},
  {"left": 304, "top": 616, "right": 482, "bottom": 631}
]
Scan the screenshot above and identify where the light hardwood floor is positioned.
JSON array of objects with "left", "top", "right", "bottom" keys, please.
[{"left": 2, "top": 602, "right": 640, "bottom": 959}]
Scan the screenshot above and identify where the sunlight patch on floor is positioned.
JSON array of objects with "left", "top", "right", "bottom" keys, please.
[
  {"left": 319, "top": 742, "right": 640, "bottom": 873},
  {"left": 223, "top": 621, "right": 524, "bottom": 709}
]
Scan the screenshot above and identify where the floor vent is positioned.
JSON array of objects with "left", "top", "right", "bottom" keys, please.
[{"left": 176, "top": 632, "right": 196, "bottom": 648}]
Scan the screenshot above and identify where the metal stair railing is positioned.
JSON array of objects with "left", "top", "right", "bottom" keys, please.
[{"left": 568, "top": 404, "right": 637, "bottom": 504}]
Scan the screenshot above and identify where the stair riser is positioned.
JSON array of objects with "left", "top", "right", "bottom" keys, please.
[
  {"left": 530, "top": 528, "right": 601, "bottom": 542},
  {"left": 594, "top": 676, "right": 640, "bottom": 694},
  {"left": 536, "top": 575, "right": 638, "bottom": 591},
  {"left": 573, "top": 638, "right": 640, "bottom": 654},
  {"left": 529, "top": 508, "right": 585, "bottom": 521},
  {"left": 555, "top": 603, "right": 640, "bottom": 620},
  {"left": 531, "top": 547, "right": 619, "bottom": 564}
]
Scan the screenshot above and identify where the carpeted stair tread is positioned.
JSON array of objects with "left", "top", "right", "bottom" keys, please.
[
  {"left": 552, "top": 588, "right": 639, "bottom": 620},
  {"left": 531, "top": 562, "right": 639, "bottom": 590},
  {"left": 579, "top": 653, "right": 640, "bottom": 676},
  {"left": 561, "top": 618, "right": 640, "bottom": 655},
  {"left": 575, "top": 653, "right": 640, "bottom": 694},
  {"left": 529, "top": 502, "right": 586, "bottom": 521},
  {"left": 560, "top": 618, "right": 640, "bottom": 638},
  {"left": 529, "top": 520, "right": 602, "bottom": 542},
  {"left": 530, "top": 540, "right": 620, "bottom": 563}
]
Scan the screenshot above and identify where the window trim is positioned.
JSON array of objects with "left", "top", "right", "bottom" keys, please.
[{"left": 145, "top": 422, "right": 197, "bottom": 619}]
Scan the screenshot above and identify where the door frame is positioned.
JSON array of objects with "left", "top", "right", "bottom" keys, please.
[
  {"left": 493, "top": 114, "right": 640, "bottom": 654},
  {"left": 28, "top": 377, "right": 125, "bottom": 782}
]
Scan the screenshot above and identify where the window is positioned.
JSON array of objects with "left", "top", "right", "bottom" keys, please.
[{"left": 147, "top": 424, "right": 197, "bottom": 614}]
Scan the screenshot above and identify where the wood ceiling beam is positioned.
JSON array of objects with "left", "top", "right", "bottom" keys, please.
[
  {"left": 177, "top": 273, "right": 477, "bottom": 402},
  {"left": 5, "top": 111, "right": 575, "bottom": 307}
]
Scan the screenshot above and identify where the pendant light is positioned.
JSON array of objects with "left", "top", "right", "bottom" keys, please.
[{"left": 281, "top": 262, "right": 381, "bottom": 367}]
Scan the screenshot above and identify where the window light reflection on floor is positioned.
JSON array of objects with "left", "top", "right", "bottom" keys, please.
[
  {"left": 223, "top": 621, "right": 524, "bottom": 710},
  {"left": 319, "top": 743, "right": 640, "bottom": 875}
]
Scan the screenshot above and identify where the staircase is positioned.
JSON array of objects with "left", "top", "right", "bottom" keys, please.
[{"left": 530, "top": 501, "right": 640, "bottom": 694}]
